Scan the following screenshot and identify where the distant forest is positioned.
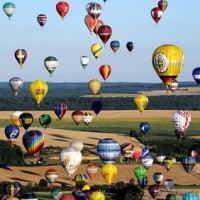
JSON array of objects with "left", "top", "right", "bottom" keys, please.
[{"left": 1, "top": 82, "right": 200, "bottom": 111}]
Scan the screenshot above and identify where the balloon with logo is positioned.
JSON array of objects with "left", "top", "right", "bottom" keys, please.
[
  {"left": 163, "top": 157, "right": 174, "bottom": 172},
  {"left": 120, "top": 143, "right": 134, "bottom": 162},
  {"left": 91, "top": 100, "right": 102, "bottom": 116},
  {"left": 152, "top": 44, "right": 184, "bottom": 89},
  {"left": 9, "top": 77, "right": 23, "bottom": 97},
  {"left": 141, "top": 155, "right": 154, "bottom": 169},
  {"left": 171, "top": 110, "right": 191, "bottom": 134},
  {"left": 44, "top": 56, "right": 58, "bottom": 77},
  {"left": 151, "top": 7, "right": 163, "bottom": 24},
  {"left": 97, "top": 138, "right": 120, "bottom": 164},
  {"left": 164, "top": 179, "right": 175, "bottom": 192},
  {"left": 54, "top": 103, "right": 67, "bottom": 120},
  {"left": 11, "top": 111, "right": 22, "bottom": 126},
  {"left": 60, "top": 147, "right": 82, "bottom": 178},
  {"left": 56, "top": 1, "right": 69, "bottom": 20},
  {"left": 71, "top": 111, "right": 84, "bottom": 126},
  {"left": 148, "top": 184, "right": 159, "bottom": 199},
  {"left": 181, "top": 155, "right": 196, "bottom": 174},
  {"left": 15, "top": 49, "right": 28, "bottom": 68},
  {"left": 83, "top": 112, "right": 93, "bottom": 126},
  {"left": 22, "top": 130, "right": 44, "bottom": 159},
  {"left": 140, "top": 122, "right": 150, "bottom": 135},
  {"left": 30, "top": 80, "right": 48, "bottom": 106},
  {"left": 192, "top": 67, "right": 200, "bottom": 86},
  {"left": 98, "top": 25, "right": 112, "bottom": 46},
  {"left": 138, "top": 175, "right": 148, "bottom": 189},
  {"left": 101, "top": 163, "right": 117, "bottom": 185},
  {"left": 90, "top": 191, "right": 105, "bottom": 200},
  {"left": 88, "top": 79, "right": 101, "bottom": 95},
  {"left": 80, "top": 56, "right": 89, "bottom": 69},
  {"left": 39, "top": 114, "right": 51, "bottom": 130},
  {"left": 37, "top": 14, "right": 47, "bottom": 27},
  {"left": 86, "top": 164, "right": 98, "bottom": 180},
  {"left": 132, "top": 146, "right": 142, "bottom": 161},
  {"left": 153, "top": 172, "right": 163, "bottom": 185},
  {"left": 3, "top": 2, "right": 16, "bottom": 20},
  {"left": 134, "top": 166, "right": 147, "bottom": 181},
  {"left": 87, "top": 3, "right": 102, "bottom": 19},
  {"left": 126, "top": 42, "right": 134, "bottom": 53},
  {"left": 70, "top": 140, "right": 83, "bottom": 152},
  {"left": 134, "top": 94, "right": 149, "bottom": 113},
  {"left": 110, "top": 40, "right": 120, "bottom": 54},
  {"left": 51, "top": 187, "right": 62, "bottom": 200},
  {"left": 99, "top": 65, "right": 112, "bottom": 81},
  {"left": 91, "top": 43, "right": 103, "bottom": 59},
  {"left": 5, "top": 124, "right": 20, "bottom": 146},
  {"left": 166, "top": 194, "right": 177, "bottom": 200},
  {"left": 182, "top": 192, "right": 199, "bottom": 200},
  {"left": 19, "top": 112, "right": 33, "bottom": 131},
  {"left": 170, "top": 80, "right": 178, "bottom": 93},
  {"left": 45, "top": 169, "right": 58, "bottom": 188},
  {"left": 84, "top": 14, "right": 97, "bottom": 34},
  {"left": 158, "top": 0, "right": 168, "bottom": 12}
]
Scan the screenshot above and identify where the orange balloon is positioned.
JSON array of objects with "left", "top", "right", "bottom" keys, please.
[
  {"left": 56, "top": 1, "right": 69, "bottom": 19},
  {"left": 84, "top": 14, "right": 97, "bottom": 33},
  {"left": 99, "top": 65, "right": 112, "bottom": 81},
  {"left": 132, "top": 146, "right": 142, "bottom": 161},
  {"left": 93, "top": 19, "right": 104, "bottom": 36},
  {"left": 71, "top": 110, "right": 84, "bottom": 126},
  {"left": 86, "top": 164, "right": 98, "bottom": 180}
]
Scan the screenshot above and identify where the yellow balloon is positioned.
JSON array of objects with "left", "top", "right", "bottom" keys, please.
[
  {"left": 30, "top": 80, "right": 48, "bottom": 106},
  {"left": 11, "top": 111, "right": 22, "bottom": 126},
  {"left": 163, "top": 157, "right": 174, "bottom": 172},
  {"left": 88, "top": 79, "right": 101, "bottom": 95},
  {"left": 152, "top": 44, "right": 184, "bottom": 89},
  {"left": 134, "top": 94, "right": 148, "bottom": 113},
  {"left": 101, "top": 163, "right": 117, "bottom": 185},
  {"left": 91, "top": 43, "right": 103, "bottom": 59},
  {"left": 90, "top": 191, "right": 105, "bottom": 200}
]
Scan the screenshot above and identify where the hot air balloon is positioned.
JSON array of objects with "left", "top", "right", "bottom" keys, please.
[
  {"left": 13, "top": 182, "right": 22, "bottom": 198},
  {"left": 37, "top": 14, "right": 47, "bottom": 27},
  {"left": 138, "top": 175, "right": 148, "bottom": 189},
  {"left": 140, "top": 122, "right": 150, "bottom": 135},
  {"left": 153, "top": 172, "right": 163, "bottom": 185},
  {"left": 141, "top": 146, "right": 150, "bottom": 157},
  {"left": 163, "top": 157, "right": 174, "bottom": 172},
  {"left": 110, "top": 40, "right": 120, "bottom": 54},
  {"left": 83, "top": 112, "right": 93, "bottom": 126},
  {"left": 151, "top": 7, "right": 163, "bottom": 24},
  {"left": 156, "top": 153, "right": 166, "bottom": 165},
  {"left": 19, "top": 112, "right": 33, "bottom": 131},
  {"left": 5, "top": 124, "right": 20, "bottom": 146},
  {"left": 6, "top": 183, "right": 20, "bottom": 197},
  {"left": 91, "top": 100, "right": 102, "bottom": 116},
  {"left": 91, "top": 43, "right": 103, "bottom": 59},
  {"left": 188, "top": 149, "right": 198, "bottom": 160},
  {"left": 11, "top": 111, "right": 22, "bottom": 126},
  {"left": 93, "top": 19, "right": 104, "bottom": 36},
  {"left": 74, "top": 173, "right": 88, "bottom": 188},
  {"left": 192, "top": 67, "right": 200, "bottom": 86},
  {"left": 45, "top": 169, "right": 58, "bottom": 187},
  {"left": 30, "top": 80, "right": 48, "bottom": 106},
  {"left": 166, "top": 194, "right": 177, "bottom": 200},
  {"left": 84, "top": 14, "right": 97, "bottom": 34},
  {"left": 132, "top": 146, "right": 142, "bottom": 161},
  {"left": 80, "top": 56, "right": 89, "bottom": 69},
  {"left": 98, "top": 25, "right": 112, "bottom": 46},
  {"left": 101, "top": 163, "right": 117, "bottom": 185},
  {"left": 86, "top": 164, "right": 98, "bottom": 180},
  {"left": 60, "top": 147, "right": 82, "bottom": 178},
  {"left": 148, "top": 184, "right": 159, "bottom": 199},
  {"left": 170, "top": 80, "right": 178, "bottom": 93},
  {"left": 134, "top": 94, "right": 149, "bottom": 113},
  {"left": 44, "top": 56, "right": 58, "bottom": 77},
  {"left": 90, "top": 191, "right": 105, "bottom": 200},
  {"left": 158, "top": 0, "right": 168, "bottom": 12},
  {"left": 59, "top": 194, "right": 75, "bottom": 200},
  {"left": 99, "top": 65, "right": 112, "bottom": 81},
  {"left": 97, "top": 138, "right": 120, "bottom": 164},
  {"left": 39, "top": 114, "right": 51, "bottom": 130},
  {"left": 126, "top": 42, "right": 134, "bottom": 53},
  {"left": 9, "top": 77, "right": 23, "bottom": 97},
  {"left": 70, "top": 140, "right": 83, "bottom": 152},
  {"left": 134, "top": 166, "right": 147, "bottom": 181},
  {"left": 182, "top": 192, "right": 199, "bottom": 200},
  {"left": 54, "top": 103, "right": 67, "bottom": 120},
  {"left": 141, "top": 154, "right": 154, "bottom": 169},
  {"left": 164, "top": 179, "right": 175, "bottom": 192},
  {"left": 15, "top": 49, "right": 28, "bottom": 68},
  {"left": 171, "top": 110, "right": 191, "bottom": 133},
  {"left": 3, "top": 2, "right": 16, "bottom": 20},
  {"left": 174, "top": 129, "right": 184, "bottom": 141},
  {"left": 88, "top": 79, "right": 101, "bottom": 95},
  {"left": 22, "top": 130, "right": 45, "bottom": 159},
  {"left": 56, "top": 1, "right": 69, "bottom": 20},
  {"left": 120, "top": 143, "right": 134, "bottom": 162},
  {"left": 71, "top": 111, "right": 84, "bottom": 126},
  {"left": 152, "top": 44, "right": 184, "bottom": 89},
  {"left": 181, "top": 155, "right": 196, "bottom": 174},
  {"left": 87, "top": 3, "right": 102, "bottom": 19},
  {"left": 86, "top": 2, "right": 94, "bottom": 13},
  {"left": 51, "top": 187, "right": 62, "bottom": 200}
]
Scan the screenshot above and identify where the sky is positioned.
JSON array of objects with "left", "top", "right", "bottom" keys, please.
[{"left": 0, "top": 0, "right": 200, "bottom": 83}]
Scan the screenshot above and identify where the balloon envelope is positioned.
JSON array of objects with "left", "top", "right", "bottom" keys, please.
[
  {"left": 134, "top": 166, "right": 147, "bottom": 181},
  {"left": 182, "top": 192, "right": 199, "bottom": 200},
  {"left": 88, "top": 79, "right": 101, "bottom": 95},
  {"left": 192, "top": 67, "right": 200, "bottom": 86},
  {"left": 87, "top": 3, "right": 102, "bottom": 19},
  {"left": 134, "top": 94, "right": 149, "bottom": 113},
  {"left": 86, "top": 164, "right": 98, "bottom": 180},
  {"left": 153, "top": 172, "right": 163, "bottom": 185},
  {"left": 70, "top": 140, "right": 83, "bottom": 152},
  {"left": 14, "top": 49, "right": 28, "bottom": 67},
  {"left": 5, "top": 124, "right": 20, "bottom": 145},
  {"left": 37, "top": 14, "right": 47, "bottom": 27},
  {"left": 44, "top": 56, "right": 58, "bottom": 76},
  {"left": 126, "top": 42, "right": 134, "bottom": 52},
  {"left": 80, "top": 56, "right": 89, "bottom": 69},
  {"left": 9, "top": 77, "right": 23, "bottom": 97},
  {"left": 99, "top": 65, "right": 112, "bottom": 81},
  {"left": 3, "top": 2, "right": 16, "bottom": 20},
  {"left": 91, "top": 100, "right": 102, "bottom": 116},
  {"left": 51, "top": 187, "right": 62, "bottom": 200},
  {"left": 98, "top": 25, "right": 112, "bottom": 45},
  {"left": 83, "top": 112, "right": 93, "bottom": 126},
  {"left": 39, "top": 114, "right": 51, "bottom": 129},
  {"left": 101, "top": 163, "right": 117, "bottom": 185},
  {"left": 19, "top": 113, "right": 33, "bottom": 131},
  {"left": 71, "top": 111, "right": 84, "bottom": 126},
  {"left": 140, "top": 122, "right": 150, "bottom": 135},
  {"left": 148, "top": 184, "right": 159, "bottom": 198},
  {"left": 138, "top": 175, "right": 148, "bottom": 189},
  {"left": 54, "top": 103, "right": 67, "bottom": 120},
  {"left": 56, "top": 1, "right": 69, "bottom": 19},
  {"left": 91, "top": 43, "right": 103, "bottom": 59},
  {"left": 164, "top": 179, "right": 175, "bottom": 192},
  {"left": 181, "top": 155, "right": 196, "bottom": 174},
  {"left": 110, "top": 40, "right": 120, "bottom": 53},
  {"left": 45, "top": 169, "right": 58, "bottom": 186},
  {"left": 11, "top": 111, "right": 22, "bottom": 126}
]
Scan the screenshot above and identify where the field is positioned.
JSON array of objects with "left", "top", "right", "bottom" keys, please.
[{"left": 0, "top": 110, "right": 200, "bottom": 199}]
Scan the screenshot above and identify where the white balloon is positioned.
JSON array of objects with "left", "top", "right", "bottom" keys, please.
[{"left": 70, "top": 140, "right": 83, "bottom": 151}]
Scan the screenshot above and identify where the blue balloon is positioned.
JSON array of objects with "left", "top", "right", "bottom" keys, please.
[
  {"left": 110, "top": 40, "right": 120, "bottom": 53},
  {"left": 192, "top": 67, "right": 200, "bottom": 86},
  {"left": 182, "top": 192, "right": 199, "bottom": 200},
  {"left": 5, "top": 124, "right": 20, "bottom": 145},
  {"left": 91, "top": 100, "right": 102, "bottom": 116},
  {"left": 140, "top": 122, "right": 150, "bottom": 134},
  {"left": 138, "top": 175, "right": 148, "bottom": 189},
  {"left": 181, "top": 155, "right": 196, "bottom": 174},
  {"left": 141, "top": 147, "right": 149, "bottom": 157}
]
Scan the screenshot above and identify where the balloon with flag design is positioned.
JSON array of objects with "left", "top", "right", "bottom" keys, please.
[{"left": 15, "top": 49, "right": 28, "bottom": 68}]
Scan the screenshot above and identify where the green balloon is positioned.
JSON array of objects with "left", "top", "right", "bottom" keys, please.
[
  {"left": 134, "top": 166, "right": 147, "bottom": 181},
  {"left": 39, "top": 114, "right": 51, "bottom": 129},
  {"left": 51, "top": 187, "right": 62, "bottom": 200},
  {"left": 166, "top": 194, "right": 177, "bottom": 200}
]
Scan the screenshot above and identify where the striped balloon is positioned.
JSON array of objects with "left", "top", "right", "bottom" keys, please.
[
  {"left": 37, "top": 14, "right": 47, "bottom": 27},
  {"left": 54, "top": 103, "right": 67, "bottom": 120},
  {"left": 182, "top": 192, "right": 199, "bottom": 200},
  {"left": 181, "top": 155, "right": 196, "bottom": 174},
  {"left": 91, "top": 43, "right": 103, "bottom": 59},
  {"left": 14, "top": 49, "right": 28, "bottom": 67},
  {"left": 87, "top": 3, "right": 102, "bottom": 19},
  {"left": 86, "top": 164, "right": 98, "bottom": 180},
  {"left": 192, "top": 67, "right": 200, "bottom": 86},
  {"left": 97, "top": 138, "right": 120, "bottom": 164}
]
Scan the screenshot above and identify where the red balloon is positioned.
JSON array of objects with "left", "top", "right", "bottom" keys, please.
[
  {"left": 99, "top": 65, "right": 112, "bottom": 81},
  {"left": 148, "top": 184, "right": 159, "bottom": 198},
  {"left": 93, "top": 19, "right": 104, "bottom": 36},
  {"left": 151, "top": 7, "right": 163, "bottom": 24},
  {"left": 56, "top": 1, "right": 69, "bottom": 19},
  {"left": 98, "top": 25, "right": 112, "bottom": 45},
  {"left": 60, "top": 194, "right": 75, "bottom": 200},
  {"left": 71, "top": 110, "right": 84, "bottom": 126},
  {"left": 84, "top": 14, "right": 97, "bottom": 33}
]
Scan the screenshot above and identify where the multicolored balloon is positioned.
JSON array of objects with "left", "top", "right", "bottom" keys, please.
[
  {"left": 83, "top": 112, "right": 93, "bottom": 126},
  {"left": 93, "top": 19, "right": 104, "bottom": 36},
  {"left": 58, "top": 194, "right": 75, "bottom": 200},
  {"left": 37, "top": 14, "right": 47, "bottom": 27},
  {"left": 110, "top": 40, "right": 120, "bottom": 54},
  {"left": 44, "top": 56, "right": 58, "bottom": 77},
  {"left": 74, "top": 173, "right": 88, "bottom": 188},
  {"left": 87, "top": 3, "right": 102, "bottom": 19},
  {"left": 5, "top": 124, "right": 20, "bottom": 146},
  {"left": 151, "top": 7, "right": 163, "bottom": 24},
  {"left": 153, "top": 172, "right": 163, "bottom": 185},
  {"left": 120, "top": 143, "right": 134, "bottom": 162},
  {"left": 86, "top": 164, "right": 98, "bottom": 180},
  {"left": 45, "top": 169, "right": 58, "bottom": 187},
  {"left": 9, "top": 77, "right": 23, "bottom": 97},
  {"left": 101, "top": 163, "right": 117, "bottom": 185},
  {"left": 99, "top": 65, "right": 112, "bottom": 81},
  {"left": 3, "top": 2, "right": 16, "bottom": 20},
  {"left": 15, "top": 49, "right": 28, "bottom": 68},
  {"left": 91, "top": 43, "right": 103, "bottom": 59},
  {"left": 56, "top": 1, "right": 69, "bottom": 20},
  {"left": 54, "top": 103, "right": 67, "bottom": 120},
  {"left": 19, "top": 112, "right": 33, "bottom": 131},
  {"left": 158, "top": 0, "right": 168, "bottom": 12},
  {"left": 140, "top": 154, "right": 154, "bottom": 169},
  {"left": 138, "top": 175, "right": 148, "bottom": 189},
  {"left": 39, "top": 114, "right": 52, "bottom": 129},
  {"left": 71, "top": 110, "right": 84, "bottom": 126},
  {"left": 132, "top": 146, "right": 142, "bottom": 161}
]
